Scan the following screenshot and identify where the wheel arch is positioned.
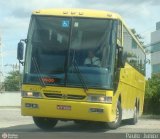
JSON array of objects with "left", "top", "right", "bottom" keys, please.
[
  {"left": 135, "top": 98, "right": 140, "bottom": 114},
  {"left": 118, "top": 94, "right": 121, "bottom": 105}
]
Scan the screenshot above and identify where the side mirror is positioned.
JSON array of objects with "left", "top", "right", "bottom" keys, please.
[
  {"left": 117, "top": 45, "right": 126, "bottom": 68},
  {"left": 17, "top": 41, "right": 24, "bottom": 61}
]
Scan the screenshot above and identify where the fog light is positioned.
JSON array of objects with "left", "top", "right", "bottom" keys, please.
[
  {"left": 25, "top": 103, "right": 39, "bottom": 108},
  {"left": 25, "top": 103, "right": 32, "bottom": 108},
  {"left": 89, "top": 108, "right": 104, "bottom": 113},
  {"left": 32, "top": 104, "right": 39, "bottom": 108}
]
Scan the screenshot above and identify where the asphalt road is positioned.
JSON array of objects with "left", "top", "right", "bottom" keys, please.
[{"left": 0, "top": 108, "right": 160, "bottom": 139}]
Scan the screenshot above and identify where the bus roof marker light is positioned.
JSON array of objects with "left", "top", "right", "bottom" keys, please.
[
  {"left": 35, "top": 10, "right": 40, "bottom": 14},
  {"left": 107, "top": 13, "right": 112, "bottom": 17},
  {"left": 71, "top": 11, "right": 76, "bottom": 15},
  {"left": 79, "top": 12, "right": 84, "bottom": 15},
  {"left": 63, "top": 11, "right": 68, "bottom": 14}
]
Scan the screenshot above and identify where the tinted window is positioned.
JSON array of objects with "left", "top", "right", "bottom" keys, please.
[{"left": 123, "top": 26, "right": 145, "bottom": 75}]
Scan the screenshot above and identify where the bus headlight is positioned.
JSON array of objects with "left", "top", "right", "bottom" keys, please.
[
  {"left": 87, "top": 95, "right": 112, "bottom": 103},
  {"left": 22, "top": 91, "right": 42, "bottom": 98}
]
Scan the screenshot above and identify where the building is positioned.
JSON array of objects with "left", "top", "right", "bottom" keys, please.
[{"left": 151, "top": 21, "right": 160, "bottom": 74}]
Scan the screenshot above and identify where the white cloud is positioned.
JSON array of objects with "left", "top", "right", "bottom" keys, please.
[
  {"left": 3, "top": 50, "right": 16, "bottom": 57},
  {"left": 0, "top": 0, "right": 157, "bottom": 19},
  {"left": 0, "top": 0, "right": 158, "bottom": 43},
  {"left": 0, "top": 0, "right": 159, "bottom": 58},
  {"left": 0, "top": 16, "right": 29, "bottom": 30}
]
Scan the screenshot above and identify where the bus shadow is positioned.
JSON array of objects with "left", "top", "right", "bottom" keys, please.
[
  {"left": 0, "top": 120, "right": 130, "bottom": 133},
  {"left": 0, "top": 123, "right": 107, "bottom": 133}
]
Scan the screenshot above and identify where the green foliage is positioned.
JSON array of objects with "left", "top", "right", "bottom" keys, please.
[
  {"left": 131, "top": 28, "right": 144, "bottom": 46},
  {"left": 144, "top": 74, "right": 160, "bottom": 114},
  {"left": 145, "top": 74, "right": 160, "bottom": 98},
  {"left": 4, "top": 70, "right": 22, "bottom": 91}
]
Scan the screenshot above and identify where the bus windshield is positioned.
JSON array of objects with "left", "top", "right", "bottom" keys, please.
[{"left": 24, "top": 16, "right": 117, "bottom": 89}]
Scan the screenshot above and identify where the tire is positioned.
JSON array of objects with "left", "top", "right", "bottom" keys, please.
[
  {"left": 33, "top": 117, "right": 58, "bottom": 130},
  {"left": 107, "top": 101, "right": 122, "bottom": 129},
  {"left": 127, "top": 106, "right": 138, "bottom": 125}
]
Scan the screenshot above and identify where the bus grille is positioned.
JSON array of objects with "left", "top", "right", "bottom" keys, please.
[
  {"left": 44, "top": 93, "right": 86, "bottom": 100},
  {"left": 44, "top": 93, "right": 62, "bottom": 98},
  {"left": 67, "top": 95, "right": 86, "bottom": 100}
]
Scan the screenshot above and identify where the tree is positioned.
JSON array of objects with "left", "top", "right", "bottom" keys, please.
[
  {"left": 4, "top": 70, "right": 22, "bottom": 91},
  {"left": 131, "top": 28, "right": 144, "bottom": 46},
  {"left": 144, "top": 74, "right": 160, "bottom": 114},
  {"left": 145, "top": 74, "right": 160, "bottom": 98}
]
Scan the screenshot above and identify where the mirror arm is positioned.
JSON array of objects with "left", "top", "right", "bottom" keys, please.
[
  {"left": 19, "top": 60, "right": 24, "bottom": 66},
  {"left": 20, "top": 39, "right": 27, "bottom": 44},
  {"left": 117, "top": 44, "right": 125, "bottom": 68}
]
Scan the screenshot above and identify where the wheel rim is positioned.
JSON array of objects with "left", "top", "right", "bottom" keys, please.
[{"left": 115, "top": 107, "right": 119, "bottom": 123}]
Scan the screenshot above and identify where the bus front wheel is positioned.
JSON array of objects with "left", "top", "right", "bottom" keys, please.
[
  {"left": 33, "top": 117, "right": 58, "bottom": 130},
  {"left": 107, "top": 101, "right": 122, "bottom": 129}
]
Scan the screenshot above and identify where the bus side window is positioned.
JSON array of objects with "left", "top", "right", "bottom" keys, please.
[{"left": 123, "top": 26, "right": 145, "bottom": 75}]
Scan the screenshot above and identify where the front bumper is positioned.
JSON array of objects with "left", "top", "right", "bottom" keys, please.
[{"left": 21, "top": 98, "right": 114, "bottom": 122}]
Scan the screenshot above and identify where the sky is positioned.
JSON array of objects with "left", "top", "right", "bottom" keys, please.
[{"left": 0, "top": 0, "right": 159, "bottom": 77}]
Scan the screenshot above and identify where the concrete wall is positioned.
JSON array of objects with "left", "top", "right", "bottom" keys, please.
[{"left": 0, "top": 92, "right": 21, "bottom": 107}]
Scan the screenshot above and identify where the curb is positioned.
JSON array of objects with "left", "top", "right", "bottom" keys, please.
[
  {"left": 140, "top": 115, "right": 160, "bottom": 119},
  {"left": 0, "top": 106, "right": 21, "bottom": 109}
]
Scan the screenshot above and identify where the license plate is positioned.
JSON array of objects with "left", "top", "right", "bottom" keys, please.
[{"left": 57, "top": 105, "right": 71, "bottom": 110}]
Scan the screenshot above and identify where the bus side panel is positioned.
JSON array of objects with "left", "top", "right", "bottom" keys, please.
[{"left": 115, "top": 63, "right": 145, "bottom": 120}]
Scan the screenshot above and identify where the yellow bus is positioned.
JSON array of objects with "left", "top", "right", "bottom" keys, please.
[{"left": 17, "top": 9, "right": 146, "bottom": 129}]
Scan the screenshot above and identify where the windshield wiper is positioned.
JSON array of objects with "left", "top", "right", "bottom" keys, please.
[
  {"left": 32, "top": 57, "right": 46, "bottom": 87},
  {"left": 72, "top": 60, "right": 88, "bottom": 94}
]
